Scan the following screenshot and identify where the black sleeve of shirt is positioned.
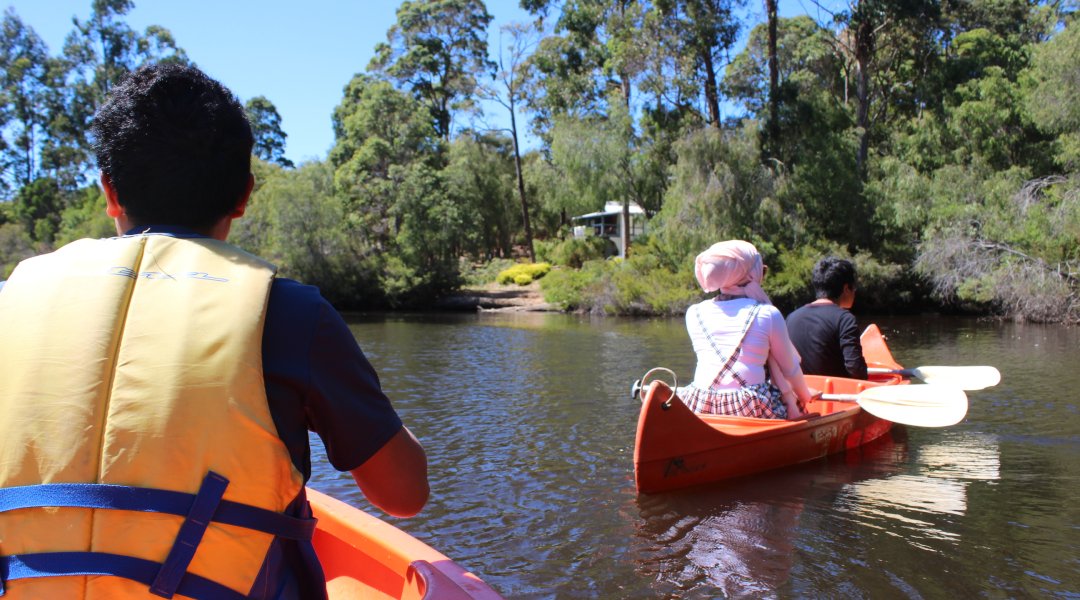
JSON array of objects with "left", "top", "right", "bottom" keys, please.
[
  {"left": 263, "top": 279, "right": 403, "bottom": 479},
  {"left": 838, "top": 310, "right": 868, "bottom": 379},
  {"left": 307, "top": 300, "right": 403, "bottom": 471}
]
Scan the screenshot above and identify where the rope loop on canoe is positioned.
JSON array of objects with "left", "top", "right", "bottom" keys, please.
[{"left": 632, "top": 367, "right": 679, "bottom": 407}]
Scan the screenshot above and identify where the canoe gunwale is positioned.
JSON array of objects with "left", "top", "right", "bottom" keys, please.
[{"left": 307, "top": 487, "right": 504, "bottom": 599}]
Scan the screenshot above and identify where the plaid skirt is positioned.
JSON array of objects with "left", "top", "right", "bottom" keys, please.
[{"left": 677, "top": 382, "right": 788, "bottom": 419}]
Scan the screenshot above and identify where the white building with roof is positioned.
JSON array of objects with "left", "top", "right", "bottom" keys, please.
[{"left": 571, "top": 201, "right": 647, "bottom": 258}]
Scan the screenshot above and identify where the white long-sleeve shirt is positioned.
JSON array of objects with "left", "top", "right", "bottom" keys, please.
[{"left": 686, "top": 297, "right": 803, "bottom": 391}]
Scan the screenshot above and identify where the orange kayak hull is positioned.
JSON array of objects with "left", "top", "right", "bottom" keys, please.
[
  {"left": 634, "top": 324, "right": 905, "bottom": 494},
  {"left": 308, "top": 488, "right": 503, "bottom": 599}
]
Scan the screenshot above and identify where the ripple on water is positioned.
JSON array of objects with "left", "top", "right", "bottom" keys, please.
[{"left": 303, "top": 314, "right": 1080, "bottom": 598}]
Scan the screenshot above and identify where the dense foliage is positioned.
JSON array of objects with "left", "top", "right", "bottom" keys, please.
[{"left": 1, "top": 0, "right": 1077, "bottom": 321}]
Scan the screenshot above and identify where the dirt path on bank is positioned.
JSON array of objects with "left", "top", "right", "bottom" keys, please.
[{"left": 436, "top": 281, "right": 558, "bottom": 312}]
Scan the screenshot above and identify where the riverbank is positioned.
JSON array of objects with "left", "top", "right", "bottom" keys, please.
[{"left": 435, "top": 282, "right": 558, "bottom": 313}]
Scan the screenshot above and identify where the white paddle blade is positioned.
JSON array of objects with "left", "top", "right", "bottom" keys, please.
[
  {"left": 856, "top": 383, "right": 967, "bottom": 406},
  {"left": 856, "top": 385, "right": 968, "bottom": 427},
  {"left": 911, "top": 366, "right": 1001, "bottom": 390}
]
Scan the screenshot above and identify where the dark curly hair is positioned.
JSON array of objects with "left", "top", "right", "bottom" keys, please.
[
  {"left": 91, "top": 63, "right": 254, "bottom": 230},
  {"left": 811, "top": 257, "right": 857, "bottom": 301}
]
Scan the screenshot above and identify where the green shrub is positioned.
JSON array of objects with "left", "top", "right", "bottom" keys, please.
[
  {"left": 496, "top": 262, "right": 551, "bottom": 285},
  {"left": 765, "top": 244, "right": 909, "bottom": 313},
  {"left": 765, "top": 243, "right": 834, "bottom": 311},
  {"left": 536, "top": 236, "right": 613, "bottom": 268},
  {"left": 538, "top": 240, "right": 917, "bottom": 317},
  {"left": 461, "top": 257, "right": 516, "bottom": 285},
  {"left": 540, "top": 262, "right": 605, "bottom": 310},
  {"left": 533, "top": 238, "right": 556, "bottom": 263},
  {"left": 539, "top": 244, "right": 699, "bottom": 315},
  {"left": 513, "top": 273, "right": 533, "bottom": 285},
  {"left": 619, "top": 252, "right": 700, "bottom": 315},
  {"left": 0, "top": 223, "right": 37, "bottom": 279}
]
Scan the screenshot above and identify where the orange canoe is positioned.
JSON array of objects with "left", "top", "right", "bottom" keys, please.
[
  {"left": 309, "top": 488, "right": 504, "bottom": 599},
  {"left": 634, "top": 324, "right": 905, "bottom": 494}
]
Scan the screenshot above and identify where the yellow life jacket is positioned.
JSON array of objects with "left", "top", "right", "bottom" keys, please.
[{"left": 0, "top": 233, "right": 310, "bottom": 599}]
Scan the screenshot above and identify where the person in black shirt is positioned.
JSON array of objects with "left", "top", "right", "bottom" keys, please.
[{"left": 786, "top": 257, "right": 868, "bottom": 379}]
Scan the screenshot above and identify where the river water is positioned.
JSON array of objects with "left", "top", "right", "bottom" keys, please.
[{"left": 307, "top": 313, "right": 1079, "bottom": 599}]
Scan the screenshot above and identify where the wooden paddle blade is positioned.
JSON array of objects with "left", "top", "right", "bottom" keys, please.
[
  {"left": 910, "top": 366, "right": 1001, "bottom": 390},
  {"left": 855, "top": 385, "right": 968, "bottom": 427}
]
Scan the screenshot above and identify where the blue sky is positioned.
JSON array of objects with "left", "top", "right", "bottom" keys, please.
[{"left": 4, "top": 0, "right": 832, "bottom": 165}]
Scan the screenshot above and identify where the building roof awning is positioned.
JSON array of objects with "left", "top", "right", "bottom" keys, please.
[{"left": 573, "top": 201, "right": 646, "bottom": 221}]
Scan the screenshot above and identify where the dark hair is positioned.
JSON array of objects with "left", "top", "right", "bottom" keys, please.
[
  {"left": 91, "top": 63, "right": 254, "bottom": 230},
  {"left": 811, "top": 257, "right": 856, "bottom": 300}
]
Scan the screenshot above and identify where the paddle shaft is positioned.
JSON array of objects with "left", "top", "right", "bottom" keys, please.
[
  {"left": 867, "top": 367, "right": 917, "bottom": 378},
  {"left": 821, "top": 393, "right": 946, "bottom": 407}
]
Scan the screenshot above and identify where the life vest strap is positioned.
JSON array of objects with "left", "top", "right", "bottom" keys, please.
[
  {"left": 149, "top": 472, "right": 228, "bottom": 598},
  {"left": 0, "top": 479, "right": 316, "bottom": 540},
  {"left": 0, "top": 551, "right": 246, "bottom": 599}
]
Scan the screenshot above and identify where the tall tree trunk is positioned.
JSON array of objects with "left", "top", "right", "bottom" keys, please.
[
  {"left": 622, "top": 199, "right": 631, "bottom": 258},
  {"left": 766, "top": 0, "right": 780, "bottom": 156},
  {"left": 23, "top": 130, "right": 34, "bottom": 186},
  {"left": 702, "top": 50, "right": 721, "bottom": 127},
  {"left": 854, "top": 18, "right": 873, "bottom": 178},
  {"left": 509, "top": 107, "right": 535, "bottom": 262},
  {"left": 620, "top": 68, "right": 631, "bottom": 257}
]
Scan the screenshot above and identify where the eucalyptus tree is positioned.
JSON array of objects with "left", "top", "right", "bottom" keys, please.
[
  {"left": 445, "top": 133, "right": 518, "bottom": 260},
  {"left": 522, "top": 1, "right": 662, "bottom": 256},
  {"left": 0, "top": 9, "right": 53, "bottom": 194},
  {"left": 519, "top": 32, "right": 605, "bottom": 137},
  {"left": 865, "top": 2, "right": 1076, "bottom": 321},
  {"left": 653, "top": 123, "right": 782, "bottom": 264},
  {"left": 724, "top": 16, "right": 866, "bottom": 246},
  {"left": 477, "top": 22, "right": 538, "bottom": 260},
  {"left": 649, "top": 0, "right": 742, "bottom": 128},
  {"left": 765, "top": 0, "right": 778, "bottom": 145},
  {"left": 725, "top": 16, "right": 843, "bottom": 126},
  {"left": 522, "top": 0, "right": 650, "bottom": 115},
  {"left": 522, "top": 0, "right": 742, "bottom": 129},
  {"left": 245, "top": 96, "right": 294, "bottom": 169},
  {"left": 546, "top": 100, "right": 658, "bottom": 256},
  {"left": 1025, "top": 14, "right": 1080, "bottom": 169},
  {"left": 64, "top": 0, "right": 188, "bottom": 99},
  {"left": 808, "top": 0, "right": 941, "bottom": 177},
  {"left": 722, "top": 1, "right": 945, "bottom": 250},
  {"left": 886, "top": 0, "right": 1062, "bottom": 178},
  {"left": 330, "top": 73, "right": 462, "bottom": 303},
  {"left": 938, "top": 0, "right": 1059, "bottom": 48},
  {"left": 51, "top": 0, "right": 188, "bottom": 185},
  {"left": 331, "top": 74, "right": 443, "bottom": 246},
  {"left": 369, "top": 0, "right": 494, "bottom": 141}
]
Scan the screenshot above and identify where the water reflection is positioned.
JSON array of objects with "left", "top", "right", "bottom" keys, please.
[
  {"left": 303, "top": 313, "right": 1079, "bottom": 598},
  {"left": 835, "top": 432, "right": 1000, "bottom": 548},
  {"left": 632, "top": 432, "right": 907, "bottom": 597}
]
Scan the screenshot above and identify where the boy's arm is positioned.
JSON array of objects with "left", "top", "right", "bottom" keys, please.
[
  {"left": 839, "top": 311, "right": 868, "bottom": 379},
  {"left": 350, "top": 426, "right": 429, "bottom": 517}
]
